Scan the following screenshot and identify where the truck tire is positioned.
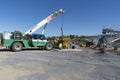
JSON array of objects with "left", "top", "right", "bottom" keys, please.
[
  {"left": 45, "top": 42, "right": 53, "bottom": 50},
  {"left": 12, "top": 42, "right": 23, "bottom": 52}
]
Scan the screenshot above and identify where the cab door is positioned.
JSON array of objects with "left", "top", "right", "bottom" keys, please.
[
  {"left": 32, "top": 35, "right": 38, "bottom": 47},
  {"left": 37, "top": 35, "right": 47, "bottom": 47}
]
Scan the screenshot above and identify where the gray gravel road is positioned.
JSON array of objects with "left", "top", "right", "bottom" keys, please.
[{"left": 0, "top": 48, "right": 120, "bottom": 80}]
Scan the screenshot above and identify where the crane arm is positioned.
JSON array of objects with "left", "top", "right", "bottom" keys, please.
[{"left": 24, "top": 9, "right": 64, "bottom": 35}]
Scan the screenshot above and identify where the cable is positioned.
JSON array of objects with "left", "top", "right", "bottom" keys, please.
[{"left": 61, "top": 13, "right": 64, "bottom": 37}]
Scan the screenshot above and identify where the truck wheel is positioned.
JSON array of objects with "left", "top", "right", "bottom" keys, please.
[
  {"left": 45, "top": 42, "right": 53, "bottom": 50},
  {"left": 12, "top": 42, "right": 23, "bottom": 52}
]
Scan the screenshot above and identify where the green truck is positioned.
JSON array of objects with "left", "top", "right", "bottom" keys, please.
[
  {"left": 0, "top": 31, "right": 53, "bottom": 52},
  {"left": 0, "top": 9, "right": 64, "bottom": 52}
]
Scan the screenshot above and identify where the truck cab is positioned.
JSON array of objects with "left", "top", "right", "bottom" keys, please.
[{"left": 30, "top": 34, "right": 47, "bottom": 47}]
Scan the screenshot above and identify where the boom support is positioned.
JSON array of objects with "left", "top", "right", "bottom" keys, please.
[{"left": 24, "top": 9, "right": 64, "bottom": 35}]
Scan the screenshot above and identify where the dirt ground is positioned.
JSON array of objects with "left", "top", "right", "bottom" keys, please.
[{"left": 0, "top": 47, "right": 120, "bottom": 80}]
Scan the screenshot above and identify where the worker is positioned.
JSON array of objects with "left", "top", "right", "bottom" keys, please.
[{"left": 97, "top": 32, "right": 107, "bottom": 53}]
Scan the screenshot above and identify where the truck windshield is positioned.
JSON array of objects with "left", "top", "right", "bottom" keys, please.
[{"left": 32, "top": 34, "right": 46, "bottom": 40}]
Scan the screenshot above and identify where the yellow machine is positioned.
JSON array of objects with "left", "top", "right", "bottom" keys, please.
[
  {"left": 81, "top": 42, "right": 87, "bottom": 47},
  {"left": 54, "top": 37, "right": 70, "bottom": 49}
]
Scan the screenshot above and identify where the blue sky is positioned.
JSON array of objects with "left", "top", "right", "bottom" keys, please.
[{"left": 0, "top": 0, "right": 120, "bottom": 36}]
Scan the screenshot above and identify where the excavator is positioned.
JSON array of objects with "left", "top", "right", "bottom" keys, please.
[{"left": 0, "top": 9, "right": 64, "bottom": 52}]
